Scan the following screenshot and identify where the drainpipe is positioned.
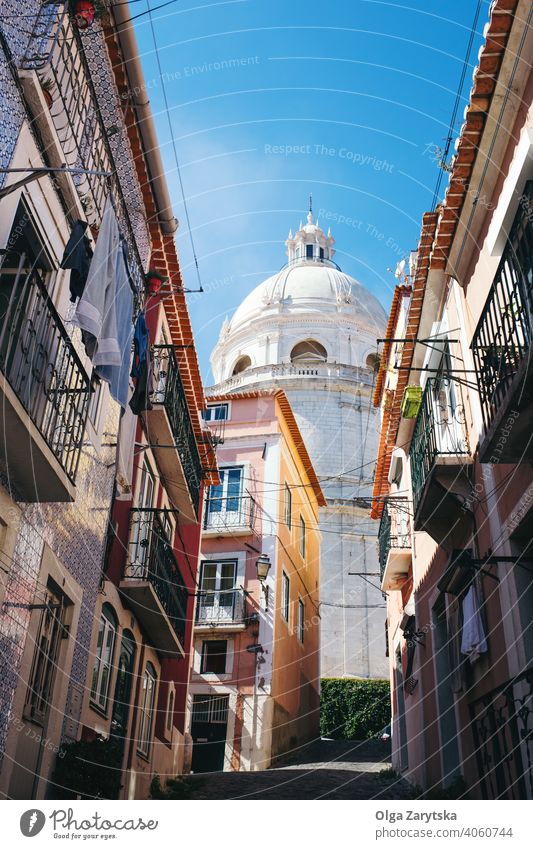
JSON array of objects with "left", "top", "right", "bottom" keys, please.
[{"left": 111, "top": 6, "right": 179, "bottom": 236}]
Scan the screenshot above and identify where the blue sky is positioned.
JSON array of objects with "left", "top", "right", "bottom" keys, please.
[{"left": 133, "top": 0, "right": 488, "bottom": 383}]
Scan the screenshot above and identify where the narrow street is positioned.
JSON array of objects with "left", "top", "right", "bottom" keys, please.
[{"left": 188, "top": 740, "right": 414, "bottom": 800}]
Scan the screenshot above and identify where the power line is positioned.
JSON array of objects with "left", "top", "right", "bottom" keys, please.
[
  {"left": 146, "top": 0, "right": 203, "bottom": 291},
  {"left": 430, "top": 0, "right": 483, "bottom": 209}
]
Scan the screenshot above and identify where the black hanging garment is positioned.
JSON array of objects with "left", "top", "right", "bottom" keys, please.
[
  {"left": 129, "top": 312, "right": 154, "bottom": 415},
  {"left": 60, "top": 220, "right": 93, "bottom": 302}
]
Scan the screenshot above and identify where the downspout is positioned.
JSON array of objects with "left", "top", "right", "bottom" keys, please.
[{"left": 111, "top": 5, "right": 179, "bottom": 236}]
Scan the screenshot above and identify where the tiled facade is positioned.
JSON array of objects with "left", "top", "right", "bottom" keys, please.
[{"left": 0, "top": 1, "right": 213, "bottom": 799}]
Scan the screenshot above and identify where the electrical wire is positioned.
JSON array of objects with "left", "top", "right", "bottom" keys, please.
[
  {"left": 146, "top": 0, "right": 203, "bottom": 291},
  {"left": 430, "top": 0, "right": 483, "bottom": 209}
]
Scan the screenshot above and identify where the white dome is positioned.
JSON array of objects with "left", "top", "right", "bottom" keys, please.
[{"left": 229, "top": 261, "right": 387, "bottom": 332}]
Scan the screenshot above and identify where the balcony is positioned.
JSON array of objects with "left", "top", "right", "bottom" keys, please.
[
  {"left": 195, "top": 587, "right": 248, "bottom": 632},
  {"left": 202, "top": 494, "right": 256, "bottom": 536},
  {"left": 0, "top": 262, "right": 90, "bottom": 501},
  {"left": 378, "top": 501, "right": 411, "bottom": 591},
  {"left": 143, "top": 346, "right": 203, "bottom": 522},
  {"left": 18, "top": 4, "right": 146, "bottom": 287},
  {"left": 470, "top": 666, "right": 533, "bottom": 799},
  {"left": 409, "top": 379, "right": 472, "bottom": 546},
  {"left": 120, "top": 509, "right": 188, "bottom": 657},
  {"left": 471, "top": 182, "right": 533, "bottom": 463}
]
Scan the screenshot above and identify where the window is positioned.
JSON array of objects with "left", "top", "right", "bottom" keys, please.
[
  {"left": 298, "top": 598, "right": 305, "bottom": 643},
  {"left": 299, "top": 516, "right": 306, "bottom": 559},
  {"left": 281, "top": 572, "right": 290, "bottom": 622},
  {"left": 232, "top": 355, "right": 251, "bottom": 375},
  {"left": 25, "top": 584, "right": 67, "bottom": 724},
  {"left": 284, "top": 483, "right": 292, "bottom": 529},
  {"left": 306, "top": 244, "right": 314, "bottom": 258},
  {"left": 290, "top": 340, "right": 327, "bottom": 363},
  {"left": 202, "top": 403, "right": 229, "bottom": 422},
  {"left": 137, "top": 662, "right": 157, "bottom": 757},
  {"left": 201, "top": 640, "right": 228, "bottom": 674},
  {"left": 90, "top": 603, "right": 117, "bottom": 711},
  {"left": 166, "top": 688, "right": 175, "bottom": 734},
  {"left": 129, "top": 460, "right": 155, "bottom": 569},
  {"left": 319, "top": 247, "right": 325, "bottom": 259},
  {"left": 206, "top": 467, "right": 243, "bottom": 516},
  {"left": 197, "top": 560, "right": 237, "bottom": 623}
]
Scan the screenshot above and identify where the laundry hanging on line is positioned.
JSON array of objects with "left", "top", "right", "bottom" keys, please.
[
  {"left": 60, "top": 219, "right": 93, "bottom": 303},
  {"left": 460, "top": 584, "right": 488, "bottom": 664},
  {"left": 129, "top": 312, "right": 154, "bottom": 415},
  {"left": 74, "top": 197, "right": 135, "bottom": 409}
]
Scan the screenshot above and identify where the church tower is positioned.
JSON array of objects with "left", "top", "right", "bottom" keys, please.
[{"left": 209, "top": 209, "right": 388, "bottom": 679}]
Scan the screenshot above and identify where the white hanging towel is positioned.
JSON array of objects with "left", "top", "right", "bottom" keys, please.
[
  {"left": 460, "top": 584, "right": 488, "bottom": 664},
  {"left": 74, "top": 196, "right": 122, "bottom": 367}
]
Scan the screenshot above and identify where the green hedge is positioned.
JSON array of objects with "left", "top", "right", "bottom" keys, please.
[{"left": 320, "top": 678, "right": 391, "bottom": 739}]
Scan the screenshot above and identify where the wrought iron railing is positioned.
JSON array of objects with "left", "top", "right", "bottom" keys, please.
[
  {"left": 151, "top": 345, "right": 203, "bottom": 515},
  {"left": 377, "top": 500, "right": 411, "bottom": 580},
  {"left": 195, "top": 587, "right": 247, "bottom": 626},
  {"left": 125, "top": 509, "right": 188, "bottom": 646},
  {"left": 409, "top": 379, "right": 469, "bottom": 516},
  {"left": 470, "top": 666, "right": 533, "bottom": 799},
  {"left": 471, "top": 182, "right": 533, "bottom": 436},
  {"left": 18, "top": 4, "right": 146, "bottom": 290},
  {"left": 0, "top": 259, "right": 90, "bottom": 482},
  {"left": 203, "top": 494, "right": 256, "bottom": 532}
]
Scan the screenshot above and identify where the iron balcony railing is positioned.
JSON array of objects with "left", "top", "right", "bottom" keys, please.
[
  {"left": 409, "top": 379, "right": 470, "bottom": 516},
  {"left": 152, "top": 345, "right": 203, "bottom": 515},
  {"left": 125, "top": 509, "right": 188, "bottom": 646},
  {"left": 203, "top": 494, "right": 256, "bottom": 532},
  {"left": 195, "top": 587, "right": 247, "bottom": 626},
  {"left": 471, "top": 181, "right": 533, "bottom": 436},
  {"left": 377, "top": 500, "right": 411, "bottom": 580},
  {"left": 18, "top": 4, "right": 146, "bottom": 291},
  {"left": 0, "top": 259, "right": 90, "bottom": 481},
  {"left": 470, "top": 666, "right": 533, "bottom": 799}
]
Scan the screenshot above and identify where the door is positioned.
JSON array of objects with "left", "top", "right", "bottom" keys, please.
[
  {"left": 197, "top": 560, "right": 237, "bottom": 624},
  {"left": 129, "top": 461, "right": 155, "bottom": 574},
  {"left": 110, "top": 631, "right": 136, "bottom": 740},
  {"left": 205, "top": 467, "right": 243, "bottom": 529},
  {"left": 190, "top": 695, "right": 229, "bottom": 773}
]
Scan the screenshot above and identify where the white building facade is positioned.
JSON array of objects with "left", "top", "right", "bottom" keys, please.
[{"left": 210, "top": 212, "right": 388, "bottom": 678}]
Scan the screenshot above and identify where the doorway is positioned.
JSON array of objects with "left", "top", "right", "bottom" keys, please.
[{"left": 190, "top": 694, "right": 229, "bottom": 773}]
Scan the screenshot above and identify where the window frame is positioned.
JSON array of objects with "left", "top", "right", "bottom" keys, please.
[
  {"left": 281, "top": 571, "right": 290, "bottom": 622},
  {"left": 299, "top": 515, "right": 306, "bottom": 559},
  {"left": 284, "top": 483, "right": 292, "bottom": 530},
  {"left": 202, "top": 403, "right": 229, "bottom": 422},
  {"left": 137, "top": 662, "right": 157, "bottom": 758},
  {"left": 90, "top": 603, "right": 118, "bottom": 713},
  {"left": 297, "top": 597, "right": 305, "bottom": 644},
  {"left": 24, "top": 584, "right": 67, "bottom": 725},
  {"left": 200, "top": 639, "right": 228, "bottom": 675}
]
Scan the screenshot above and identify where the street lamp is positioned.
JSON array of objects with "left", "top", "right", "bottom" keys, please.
[{"left": 256, "top": 554, "right": 271, "bottom": 609}]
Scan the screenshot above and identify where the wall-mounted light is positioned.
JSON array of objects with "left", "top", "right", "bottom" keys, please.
[{"left": 256, "top": 553, "right": 271, "bottom": 609}]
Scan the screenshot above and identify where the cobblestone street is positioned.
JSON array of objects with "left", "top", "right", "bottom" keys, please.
[{"left": 189, "top": 740, "right": 414, "bottom": 800}]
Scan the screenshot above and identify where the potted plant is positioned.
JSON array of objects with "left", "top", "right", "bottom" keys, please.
[
  {"left": 401, "top": 385, "right": 423, "bottom": 419},
  {"left": 145, "top": 268, "right": 168, "bottom": 296},
  {"left": 39, "top": 77, "right": 54, "bottom": 109},
  {"left": 72, "top": 0, "right": 106, "bottom": 30}
]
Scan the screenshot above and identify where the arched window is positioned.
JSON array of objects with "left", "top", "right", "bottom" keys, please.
[
  {"left": 166, "top": 688, "right": 175, "bottom": 734},
  {"left": 290, "top": 340, "right": 327, "bottom": 363},
  {"left": 365, "top": 353, "right": 380, "bottom": 373},
  {"left": 232, "top": 355, "right": 251, "bottom": 375},
  {"left": 90, "top": 603, "right": 118, "bottom": 711}
]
